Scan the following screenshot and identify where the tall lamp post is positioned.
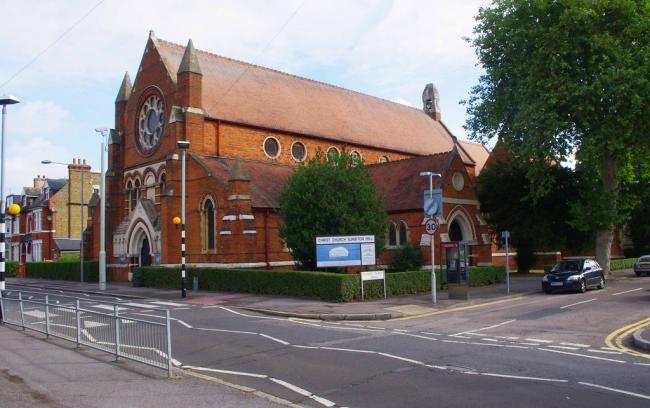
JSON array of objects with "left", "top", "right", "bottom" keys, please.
[
  {"left": 0, "top": 95, "right": 20, "bottom": 292},
  {"left": 95, "top": 128, "right": 109, "bottom": 291},
  {"left": 42, "top": 159, "right": 85, "bottom": 282},
  {"left": 420, "top": 171, "right": 442, "bottom": 304},
  {"left": 177, "top": 140, "right": 190, "bottom": 298}
]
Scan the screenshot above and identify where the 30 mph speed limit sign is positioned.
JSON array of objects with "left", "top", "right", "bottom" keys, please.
[{"left": 424, "top": 218, "right": 439, "bottom": 235}]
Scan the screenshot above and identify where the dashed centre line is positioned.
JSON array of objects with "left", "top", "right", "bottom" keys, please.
[
  {"left": 559, "top": 298, "right": 597, "bottom": 309},
  {"left": 611, "top": 287, "right": 644, "bottom": 296}
]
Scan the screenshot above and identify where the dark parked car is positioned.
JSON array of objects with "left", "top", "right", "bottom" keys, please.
[
  {"left": 634, "top": 255, "right": 650, "bottom": 276},
  {"left": 542, "top": 259, "right": 605, "bottom": 294}
]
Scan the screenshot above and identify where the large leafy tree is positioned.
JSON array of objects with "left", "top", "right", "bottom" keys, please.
[
  {"left": 477, "top": 157, "right": 590, "bottom": 273},
  {"left": 279, "top": 151, "right": 386, "bottom": 270},
  {"left": 465, "top": 0, "right": 650, "bottom": 274}
]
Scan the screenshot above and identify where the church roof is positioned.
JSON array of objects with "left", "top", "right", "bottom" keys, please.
[
  {"left": 458, "top": 140, "right": 490, "bottom": 175},
  {"left": 368, "top": 152, "right": 454, "bottom": 212},
  {"left": 155, "top": 38, "right": 455, "bottom": 156}
]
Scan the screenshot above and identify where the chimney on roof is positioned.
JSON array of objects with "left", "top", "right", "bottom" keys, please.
[
  {"left": 422, "top": 83, "right": 441, "bottom": 121},
  {"left": 34, "top": 175, "right": 45, "bottom": 190}
]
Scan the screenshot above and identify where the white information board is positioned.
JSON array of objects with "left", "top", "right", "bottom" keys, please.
[{"left": 360, "top": 270, "right": 386, "bottom": 300}]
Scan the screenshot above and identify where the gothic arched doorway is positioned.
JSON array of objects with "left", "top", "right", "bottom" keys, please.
[
  {"left": 449, "top": 220, "right": 463, "bottom": 242},
  {"left": 140, "top": 237, "right": 151, "bottom": 267}
]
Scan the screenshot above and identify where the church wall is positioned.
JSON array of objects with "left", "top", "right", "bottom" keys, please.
[{"left": 210, "top": 121, "right": 413, "bottom": 165}]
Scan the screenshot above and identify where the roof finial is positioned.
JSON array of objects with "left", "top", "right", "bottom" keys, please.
[
  {"left": 178, "top": 38, "right": 202, "bottom": 75},
  {"left": 115, "top": 71, "right": 132, "bottom": 103}
]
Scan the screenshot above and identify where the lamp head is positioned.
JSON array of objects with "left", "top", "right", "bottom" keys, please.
[
  {"left": 420, "top": 171, "right": 433, "bottom": 177},
  {"left": 177, "top": 140, "right": 190, "bottom": 149},
  {"left": 41, "top": 160, "right": 52, "bottom": 164},
  {"left": 95, "top": 127, "right": 108, "bottom": 134},
  {"left": 0, "top": 95, "right": 20, "bottom": 105}
]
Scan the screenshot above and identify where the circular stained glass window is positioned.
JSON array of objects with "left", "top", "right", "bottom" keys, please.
[
  {"left": 264, "top": 137, "right": 280, "bottom": 158},
  {"left": 327, "top": 147, "right": 339, "bottom": 162},
  {"left": 291, "top": 142, "right": 306, "bottom": 162},
  {"left": 137, "top": 94, "right": 165, "bottom": 155}
]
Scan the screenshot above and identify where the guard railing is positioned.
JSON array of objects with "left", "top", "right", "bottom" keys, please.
[{"left": 0, "top": 289, "right": 173, "bottom": 377}]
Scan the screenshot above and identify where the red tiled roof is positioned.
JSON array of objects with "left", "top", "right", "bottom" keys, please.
[
  {"left": 369, "top": 152, "right": 453, "bottom": 212},
  {"left": 199, "top": 156, "right": 293, "bottom": 209},
  {"left": 156, "top": 38, "right": 455, "bottom": 156},
  {"left": 458, "top": 140, "right": 490, "bottom": 175}
]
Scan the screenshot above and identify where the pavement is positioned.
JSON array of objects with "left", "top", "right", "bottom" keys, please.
[{"left": 0, "top": 324, "right": 293, "bottom": 408}]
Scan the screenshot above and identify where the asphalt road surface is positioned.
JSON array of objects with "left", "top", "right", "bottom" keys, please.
[{"left": 5, "top": 276, "right": 650, "bottom": 408}]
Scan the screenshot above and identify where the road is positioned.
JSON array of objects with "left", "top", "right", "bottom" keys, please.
[{"left": 4, "top": 275, "right": 650, "bottom": 407}]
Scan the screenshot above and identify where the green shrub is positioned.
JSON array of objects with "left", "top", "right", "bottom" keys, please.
[
  {"left": 610, "top": 258, "right": 638, "bottom": 270},
  {"left": 25, "top": 261, "right": 99, "bottom": 282},
  {"left": 388, "top": 243, "right": 424, "bottom": 272},
  {"left": 468, "top": 266, "right": 506, "bottom": 287},
  {"left": 5, "top": 261, "right": 19, "bottom": 278}
]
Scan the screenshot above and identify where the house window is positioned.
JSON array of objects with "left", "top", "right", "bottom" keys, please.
[
  {"left": 387, "top": 222, "right": 397, "bottom": 246},
  {"left": 399, "top": 221, "right": 408, "bottom": 244},
  {"left": 32, "top": 240, "right": 42, "bottom": 262},
  {"left": 201, "top": 197, "right": 216, "bottom": 251},
  {"left": 263, "top": 137, "right": 281, "bottom": 159}
]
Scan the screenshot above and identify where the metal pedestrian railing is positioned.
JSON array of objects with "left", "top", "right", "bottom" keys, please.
[{"left": 0, "top": 289, "right": 173, "bottom": 377}]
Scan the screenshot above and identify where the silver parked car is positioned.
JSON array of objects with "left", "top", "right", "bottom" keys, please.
[{"left": 634, "top": 255, "right": 650, "bottom": 276}]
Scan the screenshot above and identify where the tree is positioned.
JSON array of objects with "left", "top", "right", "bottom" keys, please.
[
  {"left": 278, "top": 151, "right": 386, "bottom": 270},
  {"left": 464, "top": 0, "right": 650, "bottom": 275},
  {"left": 476, "top": 157, "right": 590, "bottom": 273}
]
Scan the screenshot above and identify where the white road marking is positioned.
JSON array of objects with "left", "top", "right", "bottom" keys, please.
[
  {"left": 259, "top": 334, "right": 290, "bottom": 345},
  {"left": 481, "top": 338, "right": 500, "bottom": 342},
  {"left": 481, "top": 373, "right": 568, "bottom": 383},
  {"left": 81, "top": 328, "right": 97, "bottom": 342},
  {"left": 217, "top": 306, "right": 286, "bottom": 321},
  {"left": 310, "top": 395, "right": 336, "bottom": 407},
  {"left": 559, "top": 298, "right": 597, "bottom": 309},
  {"left": 395, "top": 332, "right": 439, "bottom": 341},
  {"left": 377, "top": 352, "right": 424, "bottom": 365},
  {"left": 454, "top": 319, "right": 516, "bottom": 336},
  {"left": 449, "top": 335, "right": 472, "bottom": 339},
  {"left": 150, "top": 301, "right": 186, "bottom": 307},
  {"left": 420, "top": 332, "right": 441, "bottom": 336},
  {"left": 504, "top": 345, "right": 529, "bottom": 349},
  {"left": 173, "top": 319, "right": 193, "bottom": 329},
  {"left": 442, "top": 339, "right": 504, "bottom": 348},
  {"left": 194, "top": 327, "right": 256, "bottom": 335},
  {"left": 525, "top": 338, "right": 553, "bottom": 343},
  {"left": 23, "top": 310, "right": 57, "bottom": 319},
  {"left": 538, "top": 348, "right": 626, "bottom": 363},
  {"left": 365, "top": 326, "right": 385, "bottom": 330},
  {"left": 343, "top": 323, "right": 367, "bottom": 328},
  {"left": 269, "top": 378, "right": 312, "bottom": 397},
  {"left": 547, "top": 345, "right": 579, "bottom": 351},
  {"left": 560, "top": 342, "right": 590, "bottom": 348},
  {"left": 174, "top": 308, "right": 191, "bottom": 310},
  {"left": 318, "top": 347, "right": 375, "bottom": 354},
  {"left": 578, "top": 382, "right": 650, "bottom": 400},
  {"left": 519, "top": 342, "right": 541, "bottom": 346},
  {"left": 123, "top": 302, "right": 159, "bottom": 309},
  {"left": 184, "top": 365, "right": 268, "bottom": 378},
  {"left": 393, "top": 329, "right": 410, "bottom": 332},
  {"left": 633, "top": 362, "right": 650, "bottom": 366},
  {"left": 587, "top": 349, "right": 622, "bottom": 355},
  {"left": 91, "top": 304, "right": 128, "bottom": 312},
  {"left": 611, "top": 288, "right": 644, "bottom": 296},
  {"left": 83, "top": 321, "right": 107, "bottom": 328}
]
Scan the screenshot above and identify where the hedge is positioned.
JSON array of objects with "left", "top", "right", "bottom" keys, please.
[
  {"left": 140, "top": 265, "right": 506, "bottom": 301},
  {"left": 25, "top": 261, "right": 99, "bottom": 282},
  {"left": 5, "top": 261, "right": 19, "bottom": 278},
  {"left": 610, "top": 258, "right": 638, "bottom": 270}
]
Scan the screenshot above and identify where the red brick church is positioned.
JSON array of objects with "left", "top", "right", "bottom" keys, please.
[{"left": 85, "top": 31, "right": 494, "bottom": 280}]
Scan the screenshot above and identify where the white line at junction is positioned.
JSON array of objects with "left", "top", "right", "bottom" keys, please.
[
  {"left": 559, "top": 298, "right": 597, "bottom": 309},
  {"left": 454, "top": 319, "right": 516, "bottom": 336},
  {"left": 538, "top": 348, "right": 626, "bottom": 364},
  {"left": 611, "top": 288, "right": 644, "bottom": 296},
  {"left": 578, "top": 382, "right": 650, "bottom": 400}
]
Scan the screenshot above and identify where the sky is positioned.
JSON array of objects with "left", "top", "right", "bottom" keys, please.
[{"left": 0, "top": 0, "right": 488, "bottom": 195}]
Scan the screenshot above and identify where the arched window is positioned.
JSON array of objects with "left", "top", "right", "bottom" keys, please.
[
  {"left": 144, "top": 172, "right": 156, "bottom": 200},
  {"left": 134, "top": 179, "right": 141, "bottom": 202},
  {"left": 350, "top": 151, "right": 361, "bottom": 166},
  {"left": 387, "top": 222, "right": 397, "bottom": 246},
  {"left": 399, "top": 221, "right": 408, "bottom": 244},
  {"left": 201, "top": 197, "right": 216, "bottom": 251},
  {"left": 127, "top": 180, "right": 136, "bottom": 211},
  {"left": 159, "top": 173, "right": 166, "bottom": 195},
  {"left": 379, "top": 156, "right": 389, "bottom": 164},
  {"left": 327, "top": 147, "right": 339, "bottom": 162}
]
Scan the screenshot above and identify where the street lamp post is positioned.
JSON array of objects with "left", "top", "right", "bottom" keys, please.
[
  {"left": 420, "top": 171, "right": 442, "bottom": 304},
  {"left": 95, "top": 128, "right": 109, "bottom": 291},
  {"left": 42, "top": 159, "right": 85, "bottom": 282},
  {"left": 177, "top": 140, "right": 190, "bottom": 298},
  {"left": 0, "top": 95, "right": 20, "bottom": 292}
]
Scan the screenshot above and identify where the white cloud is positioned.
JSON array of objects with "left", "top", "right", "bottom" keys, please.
[
  {"left": 5, "top": 137, "right": 72, "bottom": 195},
  {"left": 393, "top": 97, "right": 414, "bottom": 107},
  {"left": 9, "top": 101, "right": 69, "bottom": 136}
]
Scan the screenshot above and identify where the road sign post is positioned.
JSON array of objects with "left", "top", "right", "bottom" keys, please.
[{"left": 423, "top": 217, "right": 439, "bottom": 303}]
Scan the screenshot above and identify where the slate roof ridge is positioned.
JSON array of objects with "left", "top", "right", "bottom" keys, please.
[{"left": 156, "top": 38, "right": 432, "bottom": 116}]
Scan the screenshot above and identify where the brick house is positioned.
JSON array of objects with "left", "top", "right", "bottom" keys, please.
[
  {"left": 86, "top": 32, "right": 493, "bottom": 280},
  {"left": 6, "top": 162, "right": 100, "bottom": 262}
]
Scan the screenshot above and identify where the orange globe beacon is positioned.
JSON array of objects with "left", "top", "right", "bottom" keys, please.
[
  {"left": 172, "top": 216, "right": 181, "bottom": 225},
  {"left": 7, "top": 203, "right": 21, "bottom": 216}
]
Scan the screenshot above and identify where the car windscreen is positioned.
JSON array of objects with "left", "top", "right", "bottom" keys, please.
[
  {"left": 552, "top": 260, "right": 583, "bottom": 272},
  {"left": 639, "top": 256, "right": 650, "bottom": 263}
]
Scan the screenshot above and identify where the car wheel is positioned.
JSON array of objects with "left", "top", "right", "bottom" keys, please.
[
  {"left": 579, "top": 279, "right": 587, "bottom": 293},
  {"left": 597, "top": 275, "right": 605, "bottom": 289}
]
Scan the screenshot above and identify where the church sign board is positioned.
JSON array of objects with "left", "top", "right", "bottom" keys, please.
[{"left": 316, "top": 235, "right": 376, "bottom": 268}]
